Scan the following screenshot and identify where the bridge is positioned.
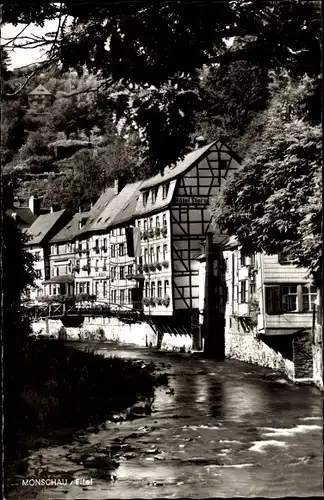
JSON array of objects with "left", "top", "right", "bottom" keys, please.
[{"left": 26, "top": 301, "right": 144, "bottom": 321}]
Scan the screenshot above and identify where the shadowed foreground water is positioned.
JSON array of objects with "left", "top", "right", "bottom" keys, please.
[{"left": 8, "top": 344, "right": 323, "bottom": 498}]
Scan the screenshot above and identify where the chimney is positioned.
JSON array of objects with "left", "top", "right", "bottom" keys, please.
[
  {"left": 114, "top": 178, "right": 119, "bottom": 195},
  {"left": 28, "top": 195, "right": 41, "bottom": 216},
  {"left": 195, "top": 135, "right": 207, "bottom": 149}
]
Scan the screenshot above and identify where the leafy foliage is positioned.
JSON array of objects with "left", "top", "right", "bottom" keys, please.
[
  {"left": 212, "top": 72, "right": 322, "bottom": 284},
  {"left": 2, "top": 1, "right": 321, "bottom": 170}
]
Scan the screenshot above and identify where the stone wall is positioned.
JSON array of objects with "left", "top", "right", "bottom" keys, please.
[
  {"left": 225, "top": 332, "right": 295, "bottom": 380},
  {"left": 292, "top": 331, "right": 313, "bottom": 380},
  {"left": 313, "top": 323, "right": 323, "bottom": 391},
  {"left": 31, "top": 316, "right": 194, "bottom": 352},
  {"left": 160, "top": 333, "right": 193, "bottom": 352}
]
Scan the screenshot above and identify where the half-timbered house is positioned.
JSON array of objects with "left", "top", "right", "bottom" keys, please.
[{"left": 132, "top": 140, "right": 240, "bottom": 335}]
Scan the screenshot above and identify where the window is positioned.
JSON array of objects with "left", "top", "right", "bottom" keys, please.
[
  {"left": 302, "top": 285, "right": 317, "bottom": 311},
  {"left": 34, "top": 251, "right": 41, "bottom": 262},
  {"left": 111, "top": 245, "right": 115, "bottom": 258},
  {"left": 250, "top": 253, "right": 256, "bottom": 267},
  {"left": 144, "top": 219, "right": 147, "bottom": 231},
  {"left": 128, "top": 289, "right": 132, "bottom": 304},
  {"left": 145, "top": 282, "right": 149, "bottom": 298},
  {"left": 163, "top": 244, "right": 168, "bottom": 260},
  {"left": 53, "top": 286, "right": 57, "bottom": 295},
  {"left": 103, "top": 259, "right": 107, "bottom": 271},
  {"left": 143, "top": 191, "right": 149, "bottom": 206},
  {"left": 164, "top": 280, "right": 169, "bottom": 296},
  {"left": 239, "top": 280, "right": 247, "bottom": 303},
  {"left": 119, "top": 243, "right": 125, "bottom": 256},
  {"left": 120, "top": 290, "right": 125, "bottom": 304},
  {"left": 144, "top": 248, "right": 148, "bottom": 264},
  {"left": 55, "top": 244, "right": 59, "bottom": 254},
  {"left": 102, "top": 238, "right": 107, "bottom": 252},
  {"left": 35, "top": 269, "right": 42, "bottom": 279},
  {"left": 265, "top": 286, "right": 281, "bottom": 314},
  {"left": 111, "top": 290, "right": 114, "bottom": 302},
  {"left": 103, "top": 281, "right": 107, "bottom": 298},
  {"left": 250, "top": 283, "right": 256, "bottom": 297},
  {"left": 95, "top": 259, "right": 99, "bottom": 271},
  {"left": 155, "top": 216, "right": 160, "bottom": 228},
  {"left": 128, "top": 265, "right": 133, "bottom": 276},
  {"left": 86, "top": 282, "right": 90, "bottom": 295},
  {"left": 163, "top": 214, "right": 167, "bottom": 226},
  {"left": 157, "top": 281, "right": 162, "bottom": 298},
  {"left": 156, "top": 246, "right": 161, "bottom": 262},
  {"left": 95, "top": 239, "right": 99, "bottom": 252},
  {"left": 120, "top": 266, "right": 125, "bottom": 279},
  {"left": 152, "top": 187, "right": 158, "bottom": 204},
  {"left": 95, "top": 282, "right": 99, "bottom": 296},
  {"left": 150, "top": 247, "right": 154, "bottom": 263},
  {"left": 56, "top": 267, "right": 59, "bottom": 276},
  {"left": 137, "top": 220, "right": 141, "bottom": 228},
  {"left": 278, "top": 251, "right": 294, "bottom": 265},
  {"left": 149, "top": 218, "right": 153, "bottom": 229},
  {"left": 113, "top": 290, "right": 117, "bottom": 302},
  {"left": 111, "top": 267, "right": 116, "bottom": 280},
  {"left": 240, "top": 252, "right": 247, "bottom": 267},
  {"left": 151, "top": 281, "right": 156, "bottom": 297},
  {"left": 162, "top": 183, "right": 169, "bottom": 199},
  {"left": 282, "top": 285, "right": 298, "bottom": 312}
]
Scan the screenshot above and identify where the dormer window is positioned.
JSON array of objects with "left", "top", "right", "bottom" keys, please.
[
  {"left": 162, "top": 183, "right": 169, "bottom": 199},
  {"left": 143, "top": 191, "right": 149, "bottom": 206},
  {"left": 152, "top": 187, "right": 158, "bottom": 204}
]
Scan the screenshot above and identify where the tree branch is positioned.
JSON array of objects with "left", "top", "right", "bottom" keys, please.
[
  {"left": 5, "top": 59, "right": 58, "bottom": 97},
  {"left": 57, "top": 80, "right": 114, "bottom": 98},
  {"left": 1, "top": 23, "right": 31, "bottom": 47}
]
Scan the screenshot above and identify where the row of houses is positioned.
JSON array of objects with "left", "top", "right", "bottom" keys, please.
[{"left": 22, "top": 139, "right": 321, "bottom": 385}]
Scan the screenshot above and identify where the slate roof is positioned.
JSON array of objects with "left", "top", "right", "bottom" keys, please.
[
  {"left": 26, "top": 210, "right": 66, "bottom": 246},
  {"left": 75, "top": 188, "right": 116, "bottom": 237},
  {"left": 29, "top": 84, "right": 52, "bottom": 96},
  {"left": 89, "top": 181, "right": 143, "bottom": 232},
  {"left": 140, "top": 142, "right": 216, "bottom": 190},
  {"left": 6, "top": 207, "right": 37, "bottom": 227},
  {"left": 109, "top": 181, "right": 145, "bottom": 227},
  {"left": 49, "top": 212, "right": 91, "bottom": 244}
]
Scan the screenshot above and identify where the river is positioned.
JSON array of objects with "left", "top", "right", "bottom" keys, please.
[{"left": 7, "top": 344, "right": 323, "bottom": 498}]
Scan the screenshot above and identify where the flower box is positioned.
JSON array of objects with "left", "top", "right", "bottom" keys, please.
[
  {"left": 155, "top": 227, "right": 161, "bottom": 237},
  {"left": 156, "top": 263, "right": 162, "bottom": 271},
  {"left": 149, "top": 229, "right": 155, "bottom": 238},
  {"left": 162, "top": 260, "right": 169, "bottom": 268},
  {"left": 161, "top": 227, "right": 168, "bottom": 237},
  {"left": 149, "top": 263, "right": 156, "bottom": 272},
  {"left": 142, "top": 231, "right": 148, "bottom": 240},
  {"left": 163, "top": 296, "right": 170, "bottom": 307}
]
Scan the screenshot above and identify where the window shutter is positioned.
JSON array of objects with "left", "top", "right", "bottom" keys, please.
[{"left": 265, "top": 286, "right": 281, "bottom": 314}]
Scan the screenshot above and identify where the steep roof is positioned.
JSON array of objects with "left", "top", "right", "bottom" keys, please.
[
  {"left": 89, "top": 181, "right": 143, "bottom": 232},
  {"left": 6, "top": 207, "right": 37, "bottom": 227},
  {"left": 26, "top": 210, "right": 65, "bottom": 245},
  {"left": 29, "top": 84, "right": 52, "bottom": 96},
  {"left": 140, "top": 142, "right": 216, "bottom": 190},
  {"left": 109, "top": 181, "right": 145, "bottom": 227},
  {"left": 75, "top": 188, "right": 116, "bottom": 237},
  {"left": 49, "top": 212, "right": 91, "bottom": 243}
]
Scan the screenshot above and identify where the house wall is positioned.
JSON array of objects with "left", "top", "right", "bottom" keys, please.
[
  {"left": 171, "top": 142, "right": 240, "bottom": 312},
  {"left": 135, "top": 209, "right": 173, "bottom": 316},
  {"left": 27, "top": 245, "right": 46, "bottom": 300}
]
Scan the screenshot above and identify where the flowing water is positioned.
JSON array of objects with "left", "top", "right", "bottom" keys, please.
[{"left": 8, "top": 344, "right": 323, "bottom": 498}]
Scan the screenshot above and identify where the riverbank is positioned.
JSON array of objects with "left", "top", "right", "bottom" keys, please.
[{"left": 4, "top": 339, "right": 168, "bottom": 486}]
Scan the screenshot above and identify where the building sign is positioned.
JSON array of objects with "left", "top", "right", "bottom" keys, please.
[{"left": 175, "top": 196, "right": 209, "bottom": 205}]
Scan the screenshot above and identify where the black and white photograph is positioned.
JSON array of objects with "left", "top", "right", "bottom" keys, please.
[{"left": 1, "top": 1, "right": 323, "bottom": 498}]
